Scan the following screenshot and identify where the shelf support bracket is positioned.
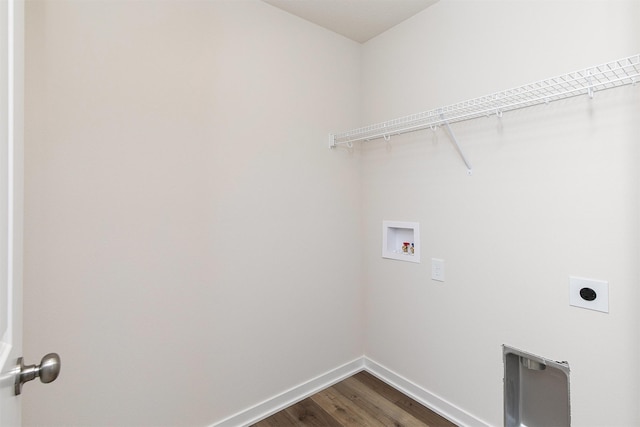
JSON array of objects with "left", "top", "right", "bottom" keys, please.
[{"left": 440, "top": 114, "right": 473, "bottom": 175}]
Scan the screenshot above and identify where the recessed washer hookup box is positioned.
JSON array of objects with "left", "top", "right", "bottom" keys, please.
[{"left": 382, "top": 221, "right": 420, "bottom": 263}]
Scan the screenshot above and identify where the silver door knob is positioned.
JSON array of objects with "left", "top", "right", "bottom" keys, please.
[{"left": 14, "top": 353, "right": 61, "bottom": 395}]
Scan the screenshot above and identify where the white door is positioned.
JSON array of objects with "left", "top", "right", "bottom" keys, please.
[
  {"left": 0, "top": 0, "right": 24, "bottom": 424},
  {"left": 1, "top": 3, "right": 60, "bottom": 424}
]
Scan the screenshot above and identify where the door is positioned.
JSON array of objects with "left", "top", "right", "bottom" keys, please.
[
  {"left": 1, "top": 4, "right": 60, "bottom": 424},
  {"left": 0, "top": 0, "right": 24, "bottom": 424}
]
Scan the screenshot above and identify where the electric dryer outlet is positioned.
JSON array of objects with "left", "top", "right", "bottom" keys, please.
[{"left": 569, "top": 276, "right": 608, "bottom": 313}]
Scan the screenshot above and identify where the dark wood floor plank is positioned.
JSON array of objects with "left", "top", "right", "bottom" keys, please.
[
  {"left": 252, "top": 408, "right": 300, "bottom": 427},
  {"left": 332, "top": 376, "right": 429, "bottom": 427},
  {"left": 310, "top": 385, "right": 387, "bottom": 427},
  {"left": 284, "top": 397, "right": 342, "bottom": 427},
  {"left": 251, "top": 371, "right": 459, "bottom": 427},
  {"left": 352, "top": 371, "right": 457, "bottom": 427}
]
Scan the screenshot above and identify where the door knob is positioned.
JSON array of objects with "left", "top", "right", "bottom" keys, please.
[{"left": 14, "top": 353, "right": 61, "bottom": 395}]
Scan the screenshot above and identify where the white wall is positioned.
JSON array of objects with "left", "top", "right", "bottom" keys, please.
[
  {"left": 362, "top": 1, "right": 640, "bottom": 426},
  {"left": 23, "top": 1, "right": 363, "bottom": 425}
]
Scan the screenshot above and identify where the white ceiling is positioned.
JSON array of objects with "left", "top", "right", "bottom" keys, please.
[{"left": 262, "top": 0, "right": 439, "bottom": 43}]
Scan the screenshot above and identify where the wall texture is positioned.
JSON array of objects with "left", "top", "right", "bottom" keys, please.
[
  {"left": 23, "top": 1, "right": 363, "bottom": 425},
  {"left": 361, "top": 1, "right": 640, "bottom": 426}
]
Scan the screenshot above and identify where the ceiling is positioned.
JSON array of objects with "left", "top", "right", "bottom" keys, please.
[{"left": 262, "top": 0, "right": 439, "bottom": 43}]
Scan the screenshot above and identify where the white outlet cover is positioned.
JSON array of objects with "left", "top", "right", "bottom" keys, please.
[
  {"left": 569, "top": 276, "right": 608, "bottom": 313},
  {"left": 432, "top": 258, "right": 444, "bottom": 282}
]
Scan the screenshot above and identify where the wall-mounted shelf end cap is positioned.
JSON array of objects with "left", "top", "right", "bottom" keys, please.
[
  {"left": 329, "top": 133, "right": 353, "bottom": 149},
  {"left": 329, "top": 133, "right": 336, "bottom": 148}
]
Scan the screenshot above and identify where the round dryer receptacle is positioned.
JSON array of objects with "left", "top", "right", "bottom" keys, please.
[{"left": 579, "top": 287, "right": 597, "bottom": 301}]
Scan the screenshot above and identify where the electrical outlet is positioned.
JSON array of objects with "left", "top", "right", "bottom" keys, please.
[
  {"left": 432, "top": 258, "right": 444, "bottom": 282},
  {"left": 569, "top": 276, "right": 608, "bottom": 313}
]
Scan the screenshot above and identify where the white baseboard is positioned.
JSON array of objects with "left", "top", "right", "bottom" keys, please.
[
  {"left": 363, "top": 357, "right": 493, "bottom": 427},
  {"left": 211, "top": 356, "right": 491, "bottom": 427},
  {"left": 210, "top": 357, "right": 365, "bottom": 427}
]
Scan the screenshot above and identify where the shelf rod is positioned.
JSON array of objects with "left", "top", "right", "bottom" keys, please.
[
  {"left": 332, "top": 72, "right": 637, "bottom": 146},
  {"left": 330, "top": 54, "right": 640, "bottom": 154}
]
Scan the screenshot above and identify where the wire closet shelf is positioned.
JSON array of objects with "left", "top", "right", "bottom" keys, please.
[{"left": 329, "top": 54, "right": 640, "bottom": 149}]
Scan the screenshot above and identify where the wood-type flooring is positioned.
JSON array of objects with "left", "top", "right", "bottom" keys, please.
[{"left": 252, "top": 371, "right": 457, "bottom": 427}]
